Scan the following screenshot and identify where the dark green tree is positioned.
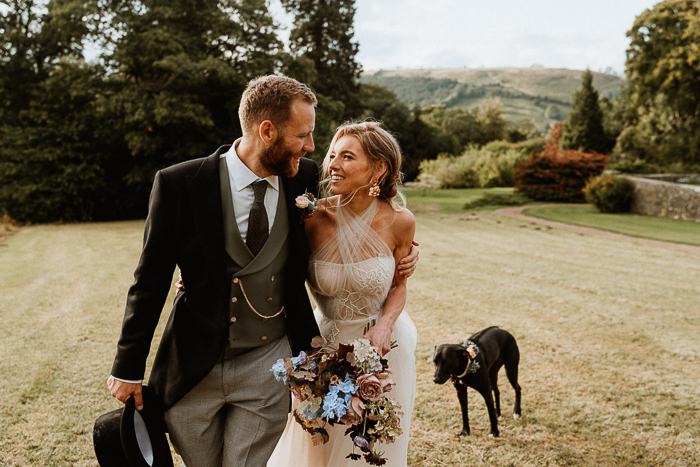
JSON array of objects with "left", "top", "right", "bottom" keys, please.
[
  {"left": 0, "top": 0, "right": 94, "bottom": 125},
  {"left": 614, "top": 0, "right": 700, "bottom": 167},
  {"left": 101, "top": 0, "right": 284, "bottom": 209},
  {"left": 0, "top": 0, "right": 107, "bottom": 222},
  {"left": 560, "top": 70, "right": 606, "bottom": 153},
  {"left": 280, "top": 0, "right": 362, "bottom": 120},
  {"left": 0, "top": 59, "right": 114, "bottom": 222}
]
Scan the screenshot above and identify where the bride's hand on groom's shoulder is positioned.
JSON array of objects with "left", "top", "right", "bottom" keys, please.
[{"left": 364, "top": 320, "right": 393, "bottom": 357}]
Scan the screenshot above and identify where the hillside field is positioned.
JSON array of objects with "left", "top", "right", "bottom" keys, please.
[
  {"left": 361, "top": 67, "right": 624, "bottom": 131},
  {"left": 1, "top": 203, "right": 698, "bottom": 466}
]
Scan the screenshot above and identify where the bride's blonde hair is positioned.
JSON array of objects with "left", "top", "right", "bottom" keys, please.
[{"left": 321, "top": 121, "right": 405, "bottom": 209}]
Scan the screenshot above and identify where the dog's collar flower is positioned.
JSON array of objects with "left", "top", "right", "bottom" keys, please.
[{"left": 455, "top": 339, "right": 481, "bottom": 377}]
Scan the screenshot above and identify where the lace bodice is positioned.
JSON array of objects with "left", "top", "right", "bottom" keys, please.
[{"left": 307, "top": 198, "right": 395, "bottom": 342}]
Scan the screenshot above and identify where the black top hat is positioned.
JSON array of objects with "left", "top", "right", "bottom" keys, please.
[{"left": 93, "top": 386, "right": 174, "bottom": 467}]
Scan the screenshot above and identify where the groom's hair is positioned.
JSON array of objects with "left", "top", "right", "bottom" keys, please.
[{"left": 239, "top": 75, "right": 317, "bottom": 136}]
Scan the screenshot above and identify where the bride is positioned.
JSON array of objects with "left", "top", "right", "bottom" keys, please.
[{"left": 267, "top": 121, "right": 417, "bottom": 467}]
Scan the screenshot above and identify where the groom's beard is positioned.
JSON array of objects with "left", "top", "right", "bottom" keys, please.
[{"left": 260, "top": 138, "right": 304, "bottom": 178}]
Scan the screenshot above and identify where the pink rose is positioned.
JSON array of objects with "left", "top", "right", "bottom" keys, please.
[
  {"left": 295, "top": 196, "right": 310, "bottom": 209},
  {"left": 356, "top": 374, "right": 384, "bottom": 402}
]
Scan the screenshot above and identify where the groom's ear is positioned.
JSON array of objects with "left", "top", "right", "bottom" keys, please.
[{"left": 258, "top": 120, "right": 278, "bottom": 145}]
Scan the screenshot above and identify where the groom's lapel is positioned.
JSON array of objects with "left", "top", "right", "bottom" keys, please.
[{"left": 187, "top": 148, "right": 229, "bottom": 306}]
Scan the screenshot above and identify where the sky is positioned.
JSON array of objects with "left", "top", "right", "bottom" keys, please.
[{"left": 270, "top": 0, "right": 660, "bottom": 75}]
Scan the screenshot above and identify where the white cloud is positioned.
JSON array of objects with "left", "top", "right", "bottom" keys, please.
[{"left": 339, "top": 0, "right": 656, "bottom": 73}]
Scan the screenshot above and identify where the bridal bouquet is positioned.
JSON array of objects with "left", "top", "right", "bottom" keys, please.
[{"left": 271, "top": 335, "right": 403, "bottom": 465}]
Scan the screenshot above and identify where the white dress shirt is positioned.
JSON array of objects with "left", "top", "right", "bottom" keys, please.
[
  {"left": 112, "top": 139, "right": 279, "bottom": 385},
  {"left": 223, "top": 138, "right": 279, "bottom": 240}
]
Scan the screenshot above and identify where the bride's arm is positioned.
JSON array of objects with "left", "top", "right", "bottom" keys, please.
[{"left": 363, "top": 209, "right": 416, "bottom": 356}]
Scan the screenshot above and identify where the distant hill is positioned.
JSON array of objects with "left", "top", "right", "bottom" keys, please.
[{"left": 360, "top": 67, "right": 624, "bottom": 131}]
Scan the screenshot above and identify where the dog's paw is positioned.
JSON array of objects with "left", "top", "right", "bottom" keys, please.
[
  {"left": 513, "top": 413, "right": 521, "bottom": 420},
  {"left": 457, "top": 430, "right": 469, "bottom": 437}
]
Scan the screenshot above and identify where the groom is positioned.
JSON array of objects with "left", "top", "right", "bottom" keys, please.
[{"left": 108, "top": 75, "right": 417, "bottom": 466}]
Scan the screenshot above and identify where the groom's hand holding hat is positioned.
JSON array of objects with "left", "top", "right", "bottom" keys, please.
[{"left": 108, "top": 376, "right": 144, "bottom": 411}]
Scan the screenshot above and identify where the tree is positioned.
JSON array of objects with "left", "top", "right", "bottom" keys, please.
[
  {"left": 476, "top": 98, "right": 508, "bottom": 145},
  {"left": 1, "top": 0, "right": 290, "bottom": 222},
  {"left": 420, "top": 106, "right": 480, "bottom": 149},
  {"left": 281, "top": 0, "right": 362, "bottom": 120},
  {"left": 356, "top": 84, "right": 460, "bottom": 181},
  {"left": 0, "top": 0, "right": 92, "bottom": 125},
  {"left": 560, "top": 70, "right": 606, "bottom": 153},
  {"left": 0, "top": 59, "right": 113, "bottom": 222},
  {"left": 100, "top": 0, "right": 284, "bottom": 210},
  {"left": 0, "top": 0, "right": 106, "bottom": 221},
  {"left": 615, "top": 0, "right": 700, "bottom": 167},
  {"left": 515, "top": 122, "right": 609, "bottom": 202}
]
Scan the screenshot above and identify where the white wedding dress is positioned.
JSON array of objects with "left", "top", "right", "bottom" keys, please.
[{"left": 267, "top": 198, "right": 417, "bottom": 467}]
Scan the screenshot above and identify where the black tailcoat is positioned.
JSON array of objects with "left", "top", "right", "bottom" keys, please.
[{"left": 111, "top": 146, "right": 320, "bottom": 408}]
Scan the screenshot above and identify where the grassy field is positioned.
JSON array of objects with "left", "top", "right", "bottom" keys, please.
[
  {"left": 404, "top": 187, "right": 525, "bottom": 214},
  {"left": 1, "top": 203, "right": 699, "bottom": 465},
  {"left": 523, "top": 205, "right": 700, "bottom": 246}
]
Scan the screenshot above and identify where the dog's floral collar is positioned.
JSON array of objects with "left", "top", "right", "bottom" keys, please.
[{"left": 456, "top": 339, "right": 481, "bottom": 377}]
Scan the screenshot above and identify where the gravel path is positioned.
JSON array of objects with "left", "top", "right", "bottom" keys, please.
[{"left": 494, "top": 204, "right": 700, "bottom": 254}]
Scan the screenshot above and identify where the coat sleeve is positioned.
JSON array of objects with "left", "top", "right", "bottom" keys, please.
[{"left": 111, "top": 170, "right": 178, "bottom": 380}]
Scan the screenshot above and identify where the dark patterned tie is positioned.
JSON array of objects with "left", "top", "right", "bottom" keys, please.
[{"left": 246, "top": 180, "right": 269, "bottom": 255}]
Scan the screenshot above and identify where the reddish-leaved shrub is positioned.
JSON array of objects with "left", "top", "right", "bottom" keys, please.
[{"left": 514, "top": 123, "right": 609, "bottom": 202}]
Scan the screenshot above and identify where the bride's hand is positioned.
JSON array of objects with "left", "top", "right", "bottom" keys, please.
[
  {"left": 175, "top": 268, "right": 184, "bottom": 292},
  {"left": 363, "top": 320, "right": 393, "bottom": 357}
]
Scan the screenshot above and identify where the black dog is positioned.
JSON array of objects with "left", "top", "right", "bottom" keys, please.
[{"left": 432, "top": 326, "right": 521, "bottom": 437}]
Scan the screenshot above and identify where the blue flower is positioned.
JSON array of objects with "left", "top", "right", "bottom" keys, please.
[
  {"left": 322, "top": 387, "right": 348, "bottom": 420},
  {"left": 337, "top": 376, "right": 357, "bottom": 395},
  {"left": 353, "top": 436, "right": 369, "bottom": 448},
  {"left": 270, "top": 358, "right": 287, "bottom": 384},
  {"left": 291, "top": 351, "right": 307, "bottom": 368}
]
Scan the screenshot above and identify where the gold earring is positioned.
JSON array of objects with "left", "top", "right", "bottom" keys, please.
[{"left": 369, "top": 177, "right": 380, "bottom": 197}]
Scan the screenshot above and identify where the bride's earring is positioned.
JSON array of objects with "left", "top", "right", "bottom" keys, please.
[{"left": 369, "top": 177, "right": 380, "bottom": 197}]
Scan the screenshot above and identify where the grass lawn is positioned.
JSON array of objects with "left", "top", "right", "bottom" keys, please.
[
  {"left": 404, "top": 187, "right": 527, "bottom": 214},
  {"left": 523, "top": 205, "right": 700, "bottom": 246},
  {"left": 1, "top": 207, "right": 699, "bottom": 466}
]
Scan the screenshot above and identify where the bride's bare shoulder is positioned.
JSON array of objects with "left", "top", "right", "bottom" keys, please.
[
  {"left": 377, "top": 201, "right": 415, "bottom": 239},
  {"left": 304, "top": 195, "right": 337, "bottom": 230}
]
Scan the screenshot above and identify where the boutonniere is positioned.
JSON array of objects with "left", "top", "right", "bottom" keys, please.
[{"left": 295, "top": 191, "right": 319, "bottom": 222}]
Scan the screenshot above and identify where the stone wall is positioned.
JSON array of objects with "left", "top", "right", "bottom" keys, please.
[
  {"left": 624, "top": 176, "right": 700, "bottom": 222},
  {"left": 636, "top": 173, "right": 700, "bottom": 184}
]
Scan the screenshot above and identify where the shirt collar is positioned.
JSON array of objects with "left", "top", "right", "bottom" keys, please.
[{"left": 223, "top": 138, "right": 279, "bottom": 192}]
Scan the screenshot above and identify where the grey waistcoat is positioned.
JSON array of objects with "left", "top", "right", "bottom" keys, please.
[{"left": 219, "top": 157, "right": 290, "bottom": 349}]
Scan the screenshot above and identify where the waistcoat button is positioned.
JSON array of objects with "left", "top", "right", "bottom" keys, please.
[
  {"left": 261, "top": 336, "right": 267, "bottom": 340},
  {"left": 231, "top": 297, "right": 237, "bottom": 303},
  {"left": 266, "top": 297, "right": 272, "bottom": 302},
  {"left": 270, "top": 276, "right": 274, "bottom": 281},
  {"left": 233, "top": 278, "right": 239, "bottom": 284},
  {"left": 230, "top": 317, "right": 237, "bottom": 323}
]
